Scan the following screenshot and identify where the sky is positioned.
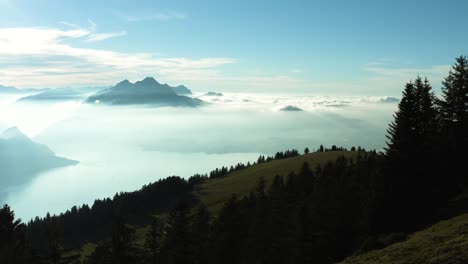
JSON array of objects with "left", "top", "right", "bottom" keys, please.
[{"left": 0, "top": 0, "right": 467, "bottom": 95}]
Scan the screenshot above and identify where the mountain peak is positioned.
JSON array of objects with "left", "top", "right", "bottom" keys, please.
[
  {"left": 117, "top": 79, "right": 131, "bottom": 85},
  {"left": 114, "top": 80, "right": 133, "bottom": 89},
  {"left": 139, "top": 77, "right": 160, "bottom": 85},
  {"left": 133, "top": 77, "right": 174, "bottom": 95}
]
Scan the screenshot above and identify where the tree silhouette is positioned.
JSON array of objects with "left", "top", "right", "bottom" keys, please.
[
  {"left": 438, "top": 56, "right": 468, "bottom": 188},
  {"left": 0, "top": 204, "right": 29, "bottom": 264},
  {"left": 161, "top": 202, "right": 192, "bottom": 264},
  {"left": 145, "top": 217, "right": 164, "bottom": 264}
]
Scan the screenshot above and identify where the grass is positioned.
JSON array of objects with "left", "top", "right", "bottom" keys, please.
[
  {"left": 339, "top": 214, "right": 468, "bottom": 264},
  {"left": 62, "top": 242, "right": 97, "bottom": 263},
  {"left": 195, "top": 151, "right": 357, "bottom": 213},
  {"left": 79, "top": 243, "right": 97, "bottom": 263}
]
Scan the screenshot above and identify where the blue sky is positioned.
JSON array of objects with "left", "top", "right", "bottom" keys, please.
[{"left": 0, "top": 0, "right": 467, "bottom": 95}]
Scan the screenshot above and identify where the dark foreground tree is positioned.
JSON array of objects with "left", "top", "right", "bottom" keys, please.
[
  {"left": 0, "top": 204, "right": 33, "bottom": 264},
  {"left": 160, "top": 202, "right": 192, "bottom": 264},
  {"left": 438, "top": 56, "right": 468, "bottom": 189},
  {"left": 145, "top": 217, "right": 164, "bottom": 264}
]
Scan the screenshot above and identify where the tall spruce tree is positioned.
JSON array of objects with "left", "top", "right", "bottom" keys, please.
[
  {"left": 385, "top": 81, "right": 418, "bottom": 160},
  {"left": 211, "top": 195, "right": 245, "bottom": 264},
  {"left": 161, "top": 202, "right": 192, "bottom": 264},
  {"left": 0, "top": 205, "right": 30, "bottom": 264},
  {"left": 414, "top": 77, "right": 438, "bottom": 149},
  {"left": 191, "top": 204, "right": 211, "bottom": 264},
  {"left": 384, "top": 76, "right": 440, "bottom": 231},
  {"left": 145, "top": 217, "right": 164, "bottom": 264},
  {"left": 110, "top": 216, "right": 137, "bottom": 264},
  {"left": 438, "top": 56, "right": 468, "bottom": 188},
  {"left": 438, "top": 56, "right": 468, "bottom": 132}
]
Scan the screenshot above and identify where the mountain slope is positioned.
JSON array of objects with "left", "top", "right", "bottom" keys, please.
[
  {"left": 195, "top": 150, "right": 358, "bottom": 213},
  {"left": 0, "top": 85, "right": 21, "bottom": 93},
  {"left": 0, "top": 127, "right": 78, "bottom": 189},
  {"left": 17, "top": 89, "right": 85, "bottom": 102},
  {"left": 17, "top": 87, "right": 104, "bottom": 102},
  {"left": 339, "top": 214, "right": 468, "bottom": 264},
  {"left": 172, "top": 85, "right": 192, "bottom": 95}
]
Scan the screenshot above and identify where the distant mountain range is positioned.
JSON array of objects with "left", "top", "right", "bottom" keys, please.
[
  {"left": 0, "top": 127, "right": 78, "bottom": 190},
  {"left": 0, "top": 85, "right": 19, "bottom": 93},
  {"left": 85, "top": 77, "right": 201, "bottom": 107},
  {"left": 17, "top": 87, "right": 106, "bottom": 102},
  {"left": 205, "top": 91, "right": 223, "bottom": 96},
  {"left": 0, "top": 85, "right": 46, "bottom": 94}
]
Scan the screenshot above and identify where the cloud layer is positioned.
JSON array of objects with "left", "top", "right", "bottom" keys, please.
[
  {"left": 0, "top": 24, "right": 234, "bottom": 88},
  {"left": 0, "top": 22, "right": 453, "bottom": 94}
]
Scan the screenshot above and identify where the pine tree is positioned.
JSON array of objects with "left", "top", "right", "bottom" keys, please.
[
  {"left": 438, "top": 56, "right": 468, "bottom": 132},
  {"left": 111, "top": 216, "right": 137, "bottom": 264},
  {"left": 266, "top": 176, "right": 294, "bottom": 264},
  {"left": 437, "top": 56, "right": 468, "bottom": 188},
  {"left": 211, "top": 195, "right": 245, "bottom": 264},
  {"left": 145, "top": 217, "right": 163, "bottom": 264},
  {"left": 191, "top": 204, "right": 211, "bottom": 264},
  {"left": 0, "top": 204, "right": 30, "bottom": 264},
  {"left": 255, "top": 177, "right": 266, "bottom": 199},
  {"left": 385, "top": 81, "right": 418, "bottom": 160},
  {"left": 319, "top": 145, "right": 324, "bottom": 152},
  {"left": 414, "top": 76, "right": 438, "bottom": 148},
  {"left": 383, "top": 80, "right": 420, "bottom": 232},
  {"left": 244, "top": 178, "right": 270, "bottom": 264},
  {"left": 46, "top": 221, "right": 63, "bottom": 264},
  {"left": 384, "top": 76, "right": 441, "bottom": 231},
  {"left": 297, "top": 162, "right": 315, "bottom": 194},
  {"left": 162, "top": 201, "right": 192, "bottom": 264}
]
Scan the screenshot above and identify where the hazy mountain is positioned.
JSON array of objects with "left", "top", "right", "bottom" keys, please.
[
  {"left": 205, "top": 91, "right": 223, "bottom": 96},
  {"left": 17, "top": 87, "right": 105, "bottom": 102},
  {"left": 0, "top": 127, "right": 78, "bottom": 189},
  {"left": 0, "top": 85, "right": 20, "bottom": 93},
  {"left": 280, "top": 105, "right": 303, "bottom": 111},
  {"left": 85, "top": 77, "right": 203, "bottom": 107},
  {"left": 380, "top": 96, "right": 400, "bottom": 103},
  {"left": 172, "top": 85, "right": 192, "bottom": 95},
  {"left": 17, "top": 89, "right": 83, "bottom": 102},
  {"left": 0, "top": 85, "right": 45, "bottom": 94}
]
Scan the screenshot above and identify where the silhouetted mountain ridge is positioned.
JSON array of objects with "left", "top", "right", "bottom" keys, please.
[{"left": 85, "top": 77, "right": 201, "bottom": 106}]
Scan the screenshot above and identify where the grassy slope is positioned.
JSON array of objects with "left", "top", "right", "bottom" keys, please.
[
  {"left": 339, "top": 214, "right": 468, "bottom": 264},
  {"left": 195, "top": 151, "right": 357, "bottom": 213}
]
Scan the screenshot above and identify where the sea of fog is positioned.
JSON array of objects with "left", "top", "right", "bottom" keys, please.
[{"left": 0, "top": 92, "right": 397, "bottom": 220}]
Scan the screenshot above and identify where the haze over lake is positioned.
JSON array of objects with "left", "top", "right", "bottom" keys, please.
[{"left": 0, "top": 92, "right": 397, "bottom": 220}]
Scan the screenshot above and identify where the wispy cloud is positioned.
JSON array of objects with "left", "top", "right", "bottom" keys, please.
[
  {"left": 364, "top": 63, "right": 451, "bottom": 93},
  {"left": 86, "top": 31, "right": 127, "bottom": 42},
  {"left": 116, "top": 11, "right": 186, "bottom": 22},
  {"left": 60, "top": 19, "right": 126, "bottom": 42},
  {"left": 0, "top": 24, "right": 235, "bottom": 88}
]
